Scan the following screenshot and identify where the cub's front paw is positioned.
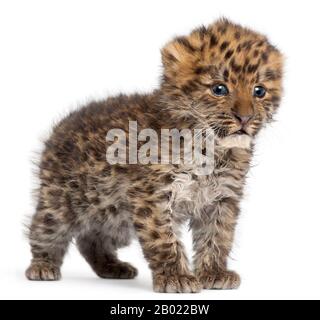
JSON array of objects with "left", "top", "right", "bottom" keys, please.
[
  {"left": 25, "top": 261, "right": 61, "bottom": 281},
  {"left": 153, "top": 273, "right": 201, "bottom": 293},
  {"left": 198, "top": 270, "right": 241, "bottom": 290}
]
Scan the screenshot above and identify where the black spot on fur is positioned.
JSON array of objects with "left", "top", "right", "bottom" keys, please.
[
  {"left": 209, "top": 34, "right": 218, "bottom": 47},
  {"left": 224, "top": 49, "right": 234, "bottom": 60},
  {"left": 197, "top": 25, "right": 207, "bottom": 40},
  {"left": 257, "top": 40, "right": 264, "bottom": 47},
  {"left": 220, "top": 41, "right": 229, "bottom": 52},
  {"left": 261, "top": 52, "right": 269, "bottom": 63},
  {"left": 133, "top": 222, "right": 144, "bottom": 231},
  {"left": 234, "top": 31, "right": 241, "bottom": 40},
  {"left": 166, "top": 53, "right": 178, "bottom": 63},
  {"left": 43, "top": 213, "right": 57, "bottom": 226},
  {"left": 181, "top": 84, "right": 193, "bottom": 95},
  {"left": 151, "top": 230, "right": 161, "bottom": 240},
  {"left": 194, "top": 66, "right": 210, "bottom": 75},
  {"left": 223, "top": 69, "right": 229, "bottom": 82},
  {"left": 230, "top": 58, "right": 241, "bottom": 73},
  {"left": 108, "top": 205, "right": 117, "bottom": 215},
  {"left": 44, "top": 228, "right": 55, "bottom": 235},
  {"left": 247, "top": 64, "right": 259, "bottom": 73},
  {"left": 176, "top": 37, "right": 196, "bottom": 53},
  {"left": 114, "top": 165, "right": 128, "bottom": 174},
  {"left": 242, "top": 40, "right": 252, "bottom": 50},
  {"left": 218, "top": 25, "right": 227, "bottom": 35},
  {"left": 137, "top": 207, "right": 152, "bottom": 217}
]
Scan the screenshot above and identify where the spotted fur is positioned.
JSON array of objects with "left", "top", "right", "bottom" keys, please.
[{"left": 25, "top": 19, "right": 283, "bottom": 292}]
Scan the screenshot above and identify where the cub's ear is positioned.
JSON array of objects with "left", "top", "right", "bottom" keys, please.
[{"left": 161, "top": 36, "right": 201, "bottom": 76}]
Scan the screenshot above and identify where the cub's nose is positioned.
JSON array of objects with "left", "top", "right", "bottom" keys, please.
[{"left": 233, "top": 113, "right": 253, "bottom": 126}]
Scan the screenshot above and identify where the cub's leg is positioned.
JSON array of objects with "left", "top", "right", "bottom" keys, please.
[
  {"left": 76, "top": 231, "right": 137, "bottom": 279},
  {"left": 25, "top": 197, "right": 72, "bottom": 281},
  {"left": 192, "top": 198, "right": 241, "bottom": 289},
  {"left": 131, "top": 196, "right": 201, "bottom": 293}
]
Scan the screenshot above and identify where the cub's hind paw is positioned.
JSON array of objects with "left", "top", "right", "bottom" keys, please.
[
  {"left": 198, "top": 270, "right": 240, "bottom": 290},
  {"left": 96, "top": 262, "right": 138, "bottom": 279},
  {"left": 153, "top": 274, "right": 201, "bottom": 293},
  {"left": 25, "top": 261, "right": 61, "bottom": 281}
]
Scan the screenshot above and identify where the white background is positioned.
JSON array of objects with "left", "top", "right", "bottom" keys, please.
[{"left": 1, "top": 0, "right": 320, "bottom": 300}]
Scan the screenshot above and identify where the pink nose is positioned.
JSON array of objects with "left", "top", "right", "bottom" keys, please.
[{"left": 233, "top": 113, "right": 253, "bottom": 126}]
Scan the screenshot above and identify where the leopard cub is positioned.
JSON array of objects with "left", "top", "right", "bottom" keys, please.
[{"left": 26, "top": 19, "right": 283, "bottom": 292}]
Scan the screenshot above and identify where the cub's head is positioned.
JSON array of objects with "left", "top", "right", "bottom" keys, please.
[{"left": 161, "top": 19, "right": 283, "bottom": 148}]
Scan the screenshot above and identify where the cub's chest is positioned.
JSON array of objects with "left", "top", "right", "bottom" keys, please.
[{"left": 168, "top": 167, "right": 244, "bottom": 220}]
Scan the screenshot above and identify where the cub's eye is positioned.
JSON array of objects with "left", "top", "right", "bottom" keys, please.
[
  {"left": 253, "top": 86, "right": 266, "bottom": 98},
  {"left": 212, "top": 84, "right": 229, "bottom": 96}
]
